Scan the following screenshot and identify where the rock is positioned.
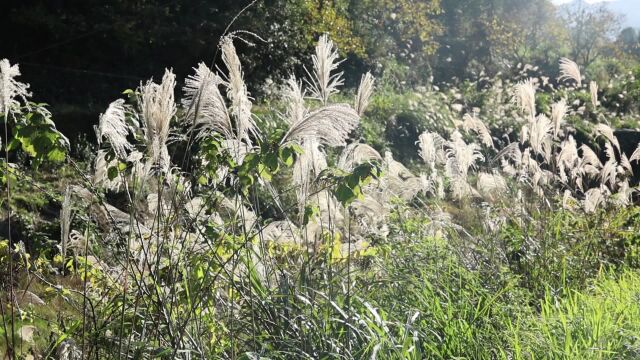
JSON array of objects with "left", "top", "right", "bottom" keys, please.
[
  {"left": 14, "top": 290, "right": 45, "bottom": 306},
  {"left": 18, "top": 325, "right": 36, "bottom": 343}
]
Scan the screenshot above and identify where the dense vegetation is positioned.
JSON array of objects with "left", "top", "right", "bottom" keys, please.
[{"left": 2, "top": 1, "right": 640, "bottom": 359}]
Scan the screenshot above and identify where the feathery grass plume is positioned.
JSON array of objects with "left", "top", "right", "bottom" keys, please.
[
  {"left": 140, "top": 69, "right": 176, "bottom": 174},
  {"left": 394, "top": 174, "right": 433, "bottom": 200},
  {"left": 0, "top": 58, "right": 31, "bottom": 114},
  {"left": 584, "top": 187, "right": 604, "bottom": 213},
  {"left": 418, "top": 131, "right": 447, "bottom": 166},
  {"left": 283, "top": 75, "right": 307, "bottom": 125},
  {"left": 593, "top": 123, "right": 620, "bottom": 151},
  {"left": 280, "top": 104, "right": 359, "bottom": 147},
  {"left": 354, "top": 72, "right": 375, "bottom": 116},
  {"left": 559, "top": 58, "right": 582, "bottom": 87},
  {"left": 337, "top": 143, "right": 382, "bottom": 171},
  {"left": 60, "top": 186, "right": 71, "bottom": 260},
  {"left": 449, "top": 177, "right": 477, "bottom": 200},
  {"left": 551, "top": 99, "right": 568, "bottom": 138},
  {"left": 521, "top": 148, "right": 545, "bottom": 182},
  {"left": 529, "top": 114, "right": 553, "bottom": 161},
  {"left": 557, "top": 135, "right": 579, "bottom": 182},
  {"left": 630, "top": 143, "right": 640, "bottom": 163},
  {"left": 590, "top": 81, "right": 598, "bottom": 108},
  {"left": 446, "top": 131, "right": 484, "bottom": 177},
  {"left": 306, "top": 34, "right": 344, "bottom": 104},
  {"left": 96, "top": 99, "right": 132, "bottom": 158},
  {"left": 600, "top": 157, "right": 618, "bottom": 189},
  {"left": 513, "top": 78, "right": 537, "bottom": 119},
  {"left": 462, "top": 113, "right": 493, "bottom": 148},
  {"left": 293, "top": 137, "right": 327, "bottom": 205},
  {"left": 612, "top": 179, "right": 633, "bottom": 206},
  {"left": 221, "top": 36, "right": 259, "bottom": 145},
  {"left": 620, "top": 153, "right": 633, "bottom": 175},
  {"left": 477, "top": 172, "right": 507, "bottom": 200},
  {"left": 493, "top": 142, "right": 522, "bottom": 164},
  {"left": 579, "top": 144, "right": 603, "bottom": 169},
  {"left": 182, "top": 62, "right": 233, "bottom": 139}
]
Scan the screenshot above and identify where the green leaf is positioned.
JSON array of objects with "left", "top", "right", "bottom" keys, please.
[
  {"left": 107, "top": 166, "right": 119, "bottom": 181},
  {"left": 303, "top": 205, "right": 320, "bottom": 225},
  {"left": 335, "top": 183, "right": 356, "bottom": 205},
  {"left": 257, "top": 163, "right": 272, "bottom": 182}
]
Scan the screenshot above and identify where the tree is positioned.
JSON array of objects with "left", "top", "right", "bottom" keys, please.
[
  {"left": 618, "top": 27, "right": 640, "bottom": 58},
  {"left": 562, "top": 2, "right": 621, "bottom": 67}
]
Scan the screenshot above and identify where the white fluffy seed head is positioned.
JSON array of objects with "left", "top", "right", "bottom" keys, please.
[
  {"left": 182, "top": 62, "right": 233, "bottom": 140},
  {"left": 306, "top": 34, "right": 344, "bottom": 104},
  {"left": 221, "top": 36, "right": 259, "bottom": 145},
  {"left": 593, "top": 124, "right": 620, "bottom": 151},
  {"left": 280, "top": 104, "right": 360, "bottom": 147},
  {"left": 513, "top": 78, "right": 537, "bottom": 119},
  {"left": 559, "top": 58, "right": 582, "bottom": 87},
  {"left": 590, "top": 81, "right": 598, "bottom": 108},
  {"left": 462, "top": 113, "right": 493, "bottom": 148},
  {"left": 337, "top": 143, "right": 382, "bottom": 171},
  {"left": 354, "top": 72, "right": 375, "bottom": 116},
  {"left": 283, "top": 75, "right": 307, "bottom": 126},
  {"left": 0, "top": 59, "right": 31, "bottom": 115},
  {"left": 97, "top": 99, "right": 132, "bottom": 158},
  {"left": 140, "top": 69, "right": 176, "bottom": 173},
  {"left": 551, "top": 99, "right": 568, "bottom": 138}
]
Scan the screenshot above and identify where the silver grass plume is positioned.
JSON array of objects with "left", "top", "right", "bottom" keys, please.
[
  {"left": 354, "top": 72, "right": 375, "bottom": 116},
  {"left": 462, "top": 113, "right": 493, "bottom": 148},
  {"left": 96, "top": 99, "right": 132, "bottom": 158},
  {"left": 620, "top": 153, "right": 633, "bottom": 175},
  {"left": 513, "top": 78, "right": 537, "bottom": 119},
  {"left": 528, "top": 114, "right": 553, "bottom": 161},
  {"left": 417, "top": 131, "right": 447, "bottom": 166},
  {"left": 337, "top": 143, "right": 382, "bottom": 171},
  {"left": 559, "top": 58, "right": 582, "bottom": 87},
  {"left": 283, "top": 75, "right": 307, "bottom": 125},
  {"left": 584, "top": 187, "right": 604, "bottom": 213},
  {"left": 590, "top": 81, "right": 598, "bottom": 108},
  {"left": 446, "top": 131, "right": 484, "bottom": 178},
  {"left": 630, "top": 143, "right": 640, "bottom": 163},
  {"left": 593, "top": 123, "right": 620, "bottom": 151},
  {"left": 551, "top": 99, "right": 568, "bottom": 138},
  {"left": 280, "top": 104, "right": 359, "bottom": 147},
  {"left": 600, "top": 143, "right": 618, "bottom": 189},
  {"left": 0, "top": 59, "right": 31, "bottom": 115},
  {"left": 612, "top": 180, "right": 633, "bottom": 207},
  {"left": 140, "top": 69, "right": 176, "bottom": 174},
  {"left": 182, "top": 62, "right": 233, "bottom": 139},
  {"left": 293, "top": 138, "right": 327, "bottom": 206},
  {"left": 306, "top": 34, "right": 344, "bottom": 104},
  {"left": 579, "top": 144, "right": 602, "bottom": 168},
  {"left": 477, "top": 172, "right": 507, "bottom": 200},
  {"left": 557, "top": 135, "right": 579, "bottom": 183},
  {"left": 450, "top": 177, "right": 478, "bottom": 200},
  {"left": 221, "top": 36, "right": 259, "bottom": 145},
  {"left": 578, "top": 144, "right": 602, "bottom": 179}
]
